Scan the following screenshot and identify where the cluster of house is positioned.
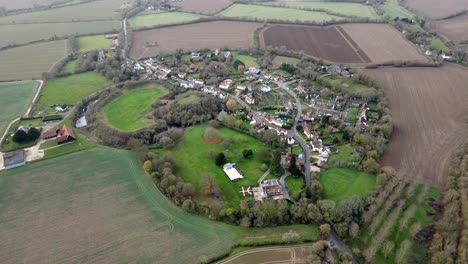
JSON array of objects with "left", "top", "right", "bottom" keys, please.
[
  {"left": 252, "top": 179, "right": 284, "bottom": 202},
  {"left": 42, "top": 125, "right": 76, "bottom": 145}
]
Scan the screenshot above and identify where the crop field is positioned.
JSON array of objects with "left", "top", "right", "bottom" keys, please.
[
  {"left": 432, "top": 14, "right": 468, "bottom": 42},
  {"left": 170, "top": 0, "right": 232, "bottom": 15},
  {"left": 260, "top": 24, "right": 370, "bottom": 64},
  {"left": 0, "top": 147, "right": 240, "bottom": 264},
  {"left": 403, "top": 0, "right": 468, "bottom": 19},
  {"left": 320, "top": 168, "right": 376, "bottom": 204},
  {"left": 129, "top": 11, "right": 207, "bottom": 30},
  {"left": 339, "top": 23, "right": 427, "bottom": 63},
  {"left": 130, "top": 21, "right": 261, "bottom": 59},
  {"left": 364, "top": 64, "right": 468, "bottom": 186},
  {"left": 0, "top": 20, "right": 120, "bottom": 48},
  {"left": 159, "top": 125, "right": 267, "bottom": 208},
  {"left": 219, "top": 245, "right": 312, "bottom": 264},
  {"left": 261, "top": 1, "right": 379, "bottom": 19},
  {"left": 104, "top": 87, "right": 167, "bottom": 131},
  {"left": 35, "top": 72, "right": 111, "bottom": 114},
  {"left": 218, "top": 4, "right": 345, "bottom": 23},
  {"left": 77, "top": 35, "right": 112, "bottom": 52},
  {"left": 382, "top": 0, "right": 415, "bottom": 19},
  {"left": 0, "top": 81, "right": 39, "bottom": 136},
  {"left": 0, "top": 40, "right": 69, "bottom": 81},
  {"left": 0, "top": 0, "right": 65, "bottom": 10}
]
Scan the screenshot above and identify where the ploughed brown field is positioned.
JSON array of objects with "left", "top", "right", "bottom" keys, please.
[
  {"left": 219, "top": 245, "right": 311, "bottom": 264},
  {"left": 432, "top": 14, "right": 468, "bottom": 42},
  {"left": 170, "top": 0, "right": 232, "bottom": 15},
  {"left": 403, "top": 0, "right": 468, "bottom": 19},
  {"left": 364, "top": 64, "right": 468, "bottom": 186},
  {"left": 130, "top": 21, "right": 261, "bottom": 59},
  {"left": 260, "top": 23, "right": 425, "bottom": 64}
]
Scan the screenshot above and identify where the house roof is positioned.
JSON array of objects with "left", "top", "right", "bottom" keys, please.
[{"left": 56, "top": 125, "right": 76, "bottom": 143}]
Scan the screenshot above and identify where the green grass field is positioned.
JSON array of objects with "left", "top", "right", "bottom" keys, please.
[
  {"left": 381, "top": 0, "right": 415, "bottom": 19},
  {"left": 62, "top": 60, "right": 77, "bottom": 73},
  {"left": 218, "top": 4, "right": 345, "bottom": 23},
  {"left": 328, "top": 144, "right": 360, "bottom": 167},
  {"left": 103, "top": 87, "right": 167, "bottom": 131},
  {"left": 233, "top": 52, "right": 259, "bottom": 68},
  {"left": 431, "top": 37, "right": 449, "bottom": 52},
  {"left": 0, "top": 40, "right": 69, "bottom": 81},
  {"left": 0, "top": 146, "right": 318, "bottom": 262},
  {"left": 346, "top": 106, "right": 360, "bottom": 123},
  {"left": 77, "top": 35, "right": 112, "bottom": 52},
  {"left": 35, "top": 72, "right": 111, "bottom": 114},
  {"left": 1, "top": 118, "right": 43, "bottom": 152},
  {"left": 129, "top": 11, "right": 207, "bottom": 30},
  {"left": 0, "top": 21, "right": 121, "bottom": 48},
  {"left": 262, "top": 1, "right": 379, "bottom": 19},
  {"left": 160, "top": 125, "right": 267, "bottom": 208},
  {"left": 273, "top": 56, "right": 301, "bottom": 68},
  {"left": 320, "top": 168, "right": 375, "bottom": 204},
  {"left": 0, "top": 81, "right": 39, "bottom": 137}
]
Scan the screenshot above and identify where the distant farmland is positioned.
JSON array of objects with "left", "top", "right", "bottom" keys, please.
[
  {"left": 403, "top": 0, "right": 468, "bottom": 19},
  {"left": 0, "top": 21, "right": 120, "bottom": 48},
  {"left": 0, "top": 147, "right": 239, "bottom": 264},
  {"left": 129, "top": 11, "right": 207, "bottom": 30},
  {"left": 0, "top": 81, "right": 39, "bottom": 136},
  {"left": 130, "top": 21, "right": 261, "bottom": 59},
  {"left": 364, "top": 64, "right": 468, "bottom": 186},
  {"left": 170, "top": 0, "right": 232, "bottom": 15},
  {"left": 0, "top": 0, "right": 64, "bottom": 10},
  {"left": 0, "top": 40, "right": 69, "bottom": 81},
  {"left": 432, "top": 14, "right": 468, "bottom": 42}
]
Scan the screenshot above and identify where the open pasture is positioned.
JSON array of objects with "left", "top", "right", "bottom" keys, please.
[
  {"left": 130, "top": 21, "right": 260, "bottom": 59},
  {"left": 432, "top": 14, "right": 468, "bottom": 42},
  {"left": 364, "top": 64, "right": 468, "bottom": 186},
  {"left": 129, "top": 11, "right": 207, "bottom": 30},
  {"left": 0, "top": 0, "right": 65, "bottom": 10},
  {"left": 0, "top": 20, "right": 120, "bottom": 48},
  {"left": 218, "top": 4, "right": 345, "bottom": 23},
  {"left": 170, "top": 0, "right": 232, "bottom": 15},
  {"left": 35, "top": 72, "right": 111, "bottom": 113},
  {"left": 382, "top": 0, "right": 415, "bottom": 19},
  {"left": 339, "top": 23, "right": 426, "bottom": 63},
  {"left": 103, "top": 87, "right": 167, "bottom": 131},
  {"left": 0, "top": 147, "right": 239, "bottom": 264},
  {"left": 0, "top": 40, "right": 68, "bottom": 81},
  {"left": 403, "top": 0, "right": 468, "bottom": 19},
  {"left": 320, "top": 168, "right": 376, "bottom": 204},
  {"left": 77, "top": 35, "right": 112, "bottom": 52},
  {"left": 260, "top": 24, "right": 370, "bottom": 64},
  {"left": 0, "top": 81, "right": 39, "bottom": 136},
  {"left": 262, "top": 1, "right": 379, "bottom": 19}
]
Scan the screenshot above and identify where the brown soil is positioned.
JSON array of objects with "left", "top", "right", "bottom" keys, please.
[
  {"left": 432, "top": 14, "right": 468, "bottom": 42},
  {"left": 340, "top": 23, "right": 427, "bottom": 64},
  {"left": 403, "top": 0, "right": 468, "bottom": 19},
  {"left": 203, "top": 134, "right": 223, "bottom": 144},
  {"left": 364, "top": 64, "right": 468, "bottom": 186},
  {"left": 170, "top": 0, "right": 232, "bottom": 15},
  {"left": 219, "top": 245, "right": 311, "bottom": 264},
  {"left": 259, "top": 24, "right": 368, "bottom": 64},
  {"left": 130, "top": 21, "right": 261, "bottom": 59}
]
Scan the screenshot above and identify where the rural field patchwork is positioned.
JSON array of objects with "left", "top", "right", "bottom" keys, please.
[
  {"left": 104, "top": 86, "right": 167, "bottom": 131},
  {"left": 364, "top": 64, "right": 468, "bottom": 186},
  {"left": 129, "top": 11, "right": 207, "bottom": 30},
  {"left": 404, "top": 0, "right": 468, "bottom": 19},
  {"left": 0, "top": 0, "right": 65, "bottom": 10},
  {"left": 320, "top": 168, "right": 376, "bottom": 204},
  {"left": 77, "top": 35, "right": 113, "bottom": 52},
  {"left": 130, "top": 21, "right": 261, "bottom": 59},
  {"left": 0, "top": 81, "right": 39, "bottom": 136},
  {"left": 169, "top": 0, "right": 232, "bottom": 15},
  {"left": 431, "top": 14, "right": 468, "bottom": 42},
  {"left": 0, "top": 40, "right": 69, "bottom": 81}
]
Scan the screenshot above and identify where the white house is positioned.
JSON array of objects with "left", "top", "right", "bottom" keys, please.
[
  {"left": 223, "top": 163, "right": 243, "bottom": 181},
  {"left": 244, "top": 94, "right": 255, "bottom": 105},
  {"left": 219, "top": 79, "right": 233, "bottom": 90},
  {"left": 260, "top": 85, "right": 271, "bottom": 93},
  {"left": 236, "top": 85, "right": 246, "bottom": 91}
]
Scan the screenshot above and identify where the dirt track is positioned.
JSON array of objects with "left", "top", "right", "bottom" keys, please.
[
  {"left": 130, "top": 21, "right": 261, "bottom": 59},
  {"left": 432, "top": 14, "right": 468, "bottom": 42},
  {"left": 364, "top": 64, "right": 468, "bottom": 186},
  {"left": 170, "top": 0, "right": 232, "bottom": 15}
]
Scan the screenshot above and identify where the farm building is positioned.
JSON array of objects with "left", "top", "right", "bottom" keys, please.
[
  {"left": 223, "top": 163, "right": 243, "bottom": 181},
  {"left": 2, "top": 150, "right": 25, "bottom": 169},
  {"left": 253, "top": 179, "right": 284, "bottom": 202},
  {"left": 42, "top": 125, "right": 76, "bottom": 144}
]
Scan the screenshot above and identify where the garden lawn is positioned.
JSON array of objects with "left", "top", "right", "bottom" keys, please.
[
  {"left": 346, "top": 106, "right": 359, "bottom": 123},
  {"left": 328, "top": 144, "right": 360, "bottom": 167},
  {"left": 431, "top": 37, "right": 449, "bottom": 52},
  {"left": 273, "top": 56, "right": 300, "bottom": 68},
  {"left": 233, "top": 52, "right": 259, "bottom": 68},
  {"left": 104, "top": 87, "right": 167, "bottom": 131},
  {"left": 0, "top": 81, "right": 39, "bottom": 137},
  {"left": 381, "top": 0, "right": 415, "bottom": 19},
  {"left": 35, "top": 72, "right": 111, "bottom": 114},
  {"left": 160, "top": 125, "right": 267, "bottom": 208},
  {"left": 1, "top": 118, "right": 43, "bottom": 152},
  {"left": 129, "top": 11, "right": 207, "bottom": 30},
  {"left": 77, "top": 35, "right": 112, "bottom": 52},
  {"left": 218, "top": 4, "right": 345, "bottom": 23},
  {"left": 320, "top": 168, "right": 375, "bottom": 204}
]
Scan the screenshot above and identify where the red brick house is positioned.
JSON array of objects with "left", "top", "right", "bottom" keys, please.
[{"left": 42, "top": 125, "right": 76, "bottom": 144}]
